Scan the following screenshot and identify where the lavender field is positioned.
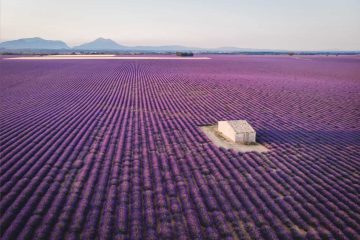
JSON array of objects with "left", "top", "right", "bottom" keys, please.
[{"left": 1, "top": 55, "right": 359, "bottom": 239}]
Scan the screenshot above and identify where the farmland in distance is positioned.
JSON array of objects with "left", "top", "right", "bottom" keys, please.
[{"left": 1, "top": 55, "right": 359, "bottom": 239}]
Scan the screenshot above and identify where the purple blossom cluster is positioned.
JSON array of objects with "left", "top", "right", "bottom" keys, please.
[{"left": 1, "top": 55, "right": 359, "bottom": 239}]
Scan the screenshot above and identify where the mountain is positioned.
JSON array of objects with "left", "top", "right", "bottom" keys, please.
[
  {"left": 3, "top": 37, "right": 356, "bottom": 54},
  {"left": 73, "top": 38, "right": 202, "bottom": 52},
  {"left": 74, "top": 38, "right": 125, "bottom": 50},
  {"left": 0, "top": 37, "right": 281, "bottom": 52},
  {"left": 0, "top": 37, "right": 69, "bottom": 49}
]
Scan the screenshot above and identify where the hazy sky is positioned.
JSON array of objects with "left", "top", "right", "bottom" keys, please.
[{"left": 1, "top": 0, "right": 360, "bottom": 50}]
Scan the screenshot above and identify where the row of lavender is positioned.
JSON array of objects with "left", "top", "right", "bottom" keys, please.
[{"left": 1, "top": 56, "right": 359, "bottom": 239}]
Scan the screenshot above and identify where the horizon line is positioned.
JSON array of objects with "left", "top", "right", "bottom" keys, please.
[{"left": 1, "top": 36, "right": 360, "bottom": 52}]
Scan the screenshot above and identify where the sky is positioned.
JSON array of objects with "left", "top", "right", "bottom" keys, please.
[{"left": 1, "top": 0, "right": 360, "bottom": 50}]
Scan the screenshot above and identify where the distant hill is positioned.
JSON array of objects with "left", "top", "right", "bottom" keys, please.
[
  {"left": 0, "top": 37, "right": 69, "bottom": 49},
  {"left": 74, "top": 38, "right": 126, "bottom": 50},
  {"left": 1, "top": 37, "right": 359, "bottom": 54},
  {"left": 73, "top": 38, "right": 202, "bottom": 52}
]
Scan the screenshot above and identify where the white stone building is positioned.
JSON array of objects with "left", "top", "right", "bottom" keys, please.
[{"left": 218, "top": 120, "right": 256, "bottom": 144}]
